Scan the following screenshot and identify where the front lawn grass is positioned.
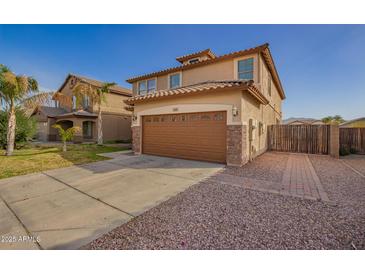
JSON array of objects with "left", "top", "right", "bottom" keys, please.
[{"left": 0, "top": 144, "right": 128, "bottom": 179}]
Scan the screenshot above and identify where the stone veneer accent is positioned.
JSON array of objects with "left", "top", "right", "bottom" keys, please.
[
  {"left": 132, "top": 126, "right": 141, "bottom": 154},
  {"left": 226, "top": 125, "right": 248, "bottom": 166}
]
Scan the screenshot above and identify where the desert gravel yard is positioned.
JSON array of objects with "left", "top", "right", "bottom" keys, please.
[{"left": 86, "top": 152, "right": 365, "bottom": 250}]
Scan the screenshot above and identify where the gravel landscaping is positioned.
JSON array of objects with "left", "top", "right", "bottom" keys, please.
[
  {"left": 85, "top": 153, "right": 365, "bottom": 250},
  {"left": 341, "top": 155, "right": 365, "bottom": 176}
]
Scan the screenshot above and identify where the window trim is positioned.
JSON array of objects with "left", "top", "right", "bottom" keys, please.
[
  {"left": 234, "top": 56, "right": 255, "bottom": 81},
  {"left": 137, "top": 77, "right": 157, "bottom": 95},
  {"left": 168, "top": 72, "right": 182, "bottom": 89},
  {"left": 147, "top": 78, "right": 157, "bottom": 94}
]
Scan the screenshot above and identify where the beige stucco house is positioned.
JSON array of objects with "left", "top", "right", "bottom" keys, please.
[
  {"left": 124, "top": 43, "right": 286, "bottom": 166},
  {"left": 340, "top": 117, "right": 365, "bottom": 128},
  {"left": 32, "top": 74, "right": 132, "bottom": 143},
  {"left": 283, "top": 118, "right": 324, "bottom": 125}
]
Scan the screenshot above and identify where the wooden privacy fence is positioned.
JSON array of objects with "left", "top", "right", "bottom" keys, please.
[
  {"left": 340, "top": 128, "right": 365, "bottom": 154},
  {"left": 268, "top": 125, "right": 330, "bottom": 154}
]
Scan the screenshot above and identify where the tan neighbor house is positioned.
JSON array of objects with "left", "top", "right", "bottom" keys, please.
[
  {"left": 340, "top": 117, "right": 365, "bottom": 128},
  {"left": 32, "top": 74, "right": 132, "bottom": 143},
  {"left": 124, "top": 43, "right": 286, "bottom": 166},
  {"left": 282, "top": 118, "right": 325, "bottom": 125}
]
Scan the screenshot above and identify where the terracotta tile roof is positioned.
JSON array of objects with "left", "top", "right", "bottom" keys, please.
[
  {"left": 57, "top": 74, "right": 132, "bottom": 97},
  {"left": 55, "top": 110, "right": 98, "bottom": 119},
  {"left": 126, "top": 43, "right": 285, "bottom": 100},
  {"left": 176, "top": 49, "right": 216, "bottom": 63},
  {"left": 127, "top": 44, "right": 267, "bottom": 83},
  {"left": 125, "top": 80, "right": 269, "bottom": 105}
]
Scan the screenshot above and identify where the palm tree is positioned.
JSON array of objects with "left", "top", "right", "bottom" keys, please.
[
  {"left": 0, "top": 64, "right": 51, "bottom": 156},
  {"left": 52, "top": 124, "right": 80, "bottom": 152},
  {"left": 71, "top": 81, "right": 116, "bottom": 145}
]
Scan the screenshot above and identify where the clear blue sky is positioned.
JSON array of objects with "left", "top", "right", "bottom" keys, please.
[{"left": 0, "top": 25, "right": 364, "bottom": 120}]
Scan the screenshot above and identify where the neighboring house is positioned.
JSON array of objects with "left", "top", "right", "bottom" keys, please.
[
  {"left": 340, "top": 117, "right": 365, "bottom": 128},
  {"left": 124, "top": 43, "right": 286, "bottom": 166},
  {"left": 32, "top": 74, "right": 132, "bottom": 143},
  {"left": 282, "top": 118, "right": 325, "bottom": 125}
]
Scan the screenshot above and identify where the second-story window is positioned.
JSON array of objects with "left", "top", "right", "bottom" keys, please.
[
  {"left": 83, "top": 95, "right": 90, "bottom": 109},
  {"left": 138, "top": 81, "right": 147, "bottom": 95},
  {"left": 72, "top": 96, "right": 76, "bottom": 110},
  {"left": 147, "top": 79, "right": 156, "bottom": 93},
  {"left": 237, "top": 58, "right": 254, "bottom": 80},
  {"left": 138, "top": 79, "right": 156, "bottom": 95},
  {"left": 169, "top": 73, "right": 181, "bottom": 89}
]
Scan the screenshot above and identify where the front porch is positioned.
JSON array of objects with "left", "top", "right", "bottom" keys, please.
[{"left": 51, "top": 111, "right": 98, "bottom": 143}]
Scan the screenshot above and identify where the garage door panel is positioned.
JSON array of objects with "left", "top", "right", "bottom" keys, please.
[
  {"left": 143, "top": 143, "right": 226, "bottom": 153},
  {"left": 143, "top": 147, "right": 225, "bottom": 162},
  {"left": 142, "top": 111, "right": 226, "bottom": 163}
]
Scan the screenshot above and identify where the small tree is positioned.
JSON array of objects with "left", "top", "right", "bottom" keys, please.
[
  {"left": 0, "top": 109, "right": 37, "bottom": 149},
  {"left": 321, "top": 115, "right": 345, "bottom": 125},
  {"left": 52, "top": 124, "right": 80, "bottom": 152}
]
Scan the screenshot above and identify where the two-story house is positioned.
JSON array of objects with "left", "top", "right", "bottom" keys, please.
[
  {"left": 124, "top": 43, "right": 286, "bottom": 166},
  {"left": 32, "top": 74, "right": 132, "bottom": 143}
]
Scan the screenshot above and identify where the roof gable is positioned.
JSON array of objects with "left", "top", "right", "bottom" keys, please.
[
  {"left": 176, "top": 49, "right": 216, "bottom": 63},
  {"left": 57, "top": 74, "right": 132, "bottom": 97}
]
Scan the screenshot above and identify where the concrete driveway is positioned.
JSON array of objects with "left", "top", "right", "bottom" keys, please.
[{"left": 0, "top": 152, "right": 223, "bottom": 250}]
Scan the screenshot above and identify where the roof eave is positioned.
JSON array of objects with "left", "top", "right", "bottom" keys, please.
[
  {"left": 260, "top": 48, "right": 286, "bottom": 100},
  {"left": 124, "top": 82, "right": 269, "bottom": 106}
]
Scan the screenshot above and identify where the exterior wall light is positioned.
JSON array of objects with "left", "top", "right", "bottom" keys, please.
[{"left": 232, "top": 106, "right": 238, "bottom": 117}]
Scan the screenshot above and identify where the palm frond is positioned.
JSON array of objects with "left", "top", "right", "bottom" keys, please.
[
  {"left": 2, "top": 71, "right": 17, "bottom": 87},
  {"left": 98, "top": 82, "right": 116, "bottom": 105},
  {"left": 53, "top": 92, "right": 72, "bottom": 108},
  {"left": 21, "top": 92, "right": 54, "bottom": 115},
  {"left": 53, "top": 124, "right": 80, "bottom": 142},
  {"left": 27, "top": 77, "right": 39, "bottom": 92},
  {"left": 0, "top": 64, "right": 10, "bottom": 73},
  {"left": 72, "top": 82, "right": 97, "bottom": 108}
]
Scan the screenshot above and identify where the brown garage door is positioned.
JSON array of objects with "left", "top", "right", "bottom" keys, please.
[{"left": 142, "top": 111, "right": 227, "bottom": 163}]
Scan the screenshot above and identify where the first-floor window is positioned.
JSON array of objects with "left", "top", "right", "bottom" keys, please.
[{"left": 83, "top": 121, "right": 92, "bottom": 138}]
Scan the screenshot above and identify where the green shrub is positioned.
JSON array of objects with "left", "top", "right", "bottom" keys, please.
[
  {"left": 104, "top": 139, "right": 131, "bottom": 144},
  {"left": 0, "top": 110, "right": 37, "bottom": 149},
  {"left": 349, "top": 147, "right": 358, "bottom": 154},
  {"left": 339, "top": 146, "right": 350, "bottom": 156}
]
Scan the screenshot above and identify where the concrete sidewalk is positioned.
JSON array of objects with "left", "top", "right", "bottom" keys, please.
[{"left": 0, "top": 153, "right": 223, "bottom": 249}]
